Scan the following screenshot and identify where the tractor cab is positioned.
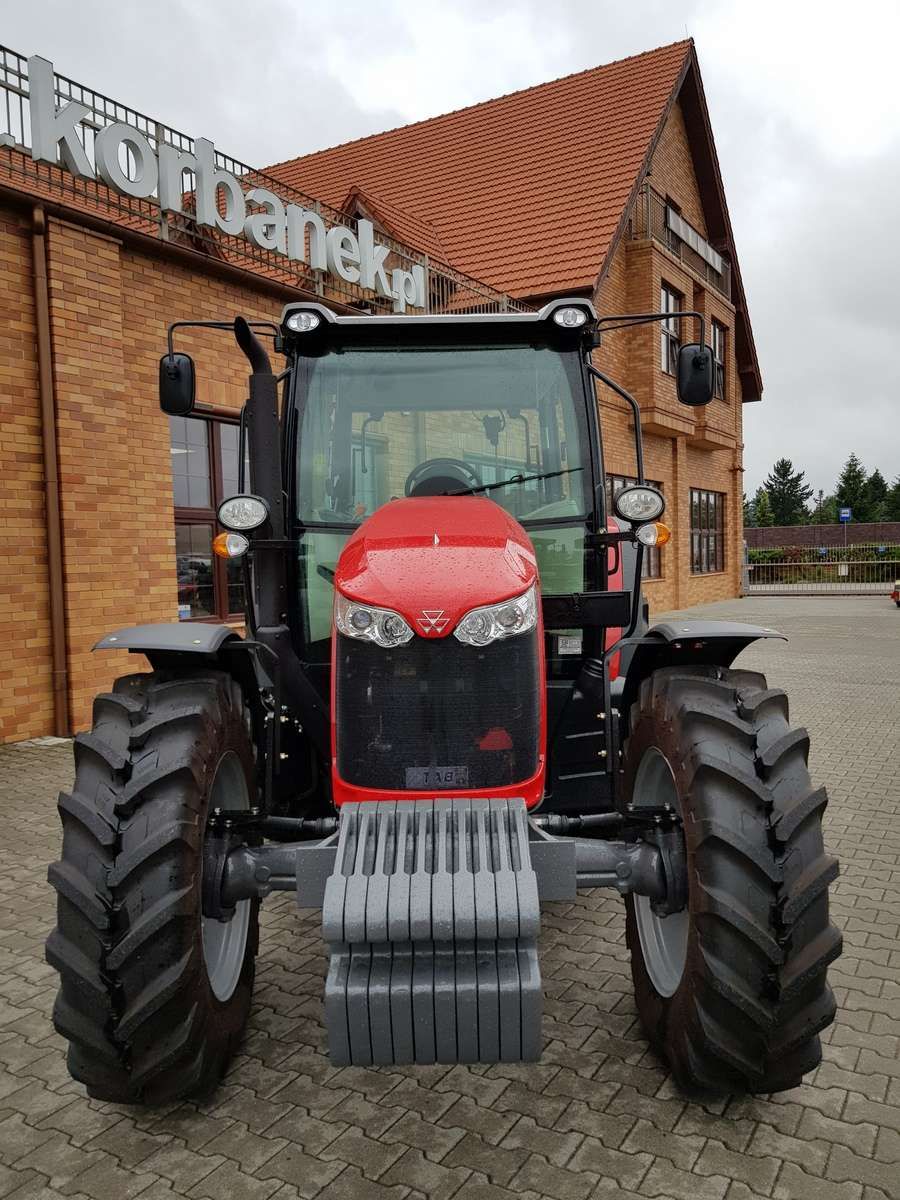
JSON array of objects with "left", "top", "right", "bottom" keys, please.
[{"left": 283, "top": 300, "right": 620, "bottom": 811}]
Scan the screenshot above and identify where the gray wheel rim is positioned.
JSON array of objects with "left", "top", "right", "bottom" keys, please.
[
  {"left": 201, "top": 751, "right": 251, "bottom": 1002},
  {"left": 633, "top": 747, "right": 689, "bottom": 998}
]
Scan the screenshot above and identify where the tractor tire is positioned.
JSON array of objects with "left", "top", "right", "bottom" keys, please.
[
  {"left": 623, "top": 665, "right": 841, "bottom": 1095},
  {"left": 47, "top": 669, "right": 259, "bottom": 1104}
]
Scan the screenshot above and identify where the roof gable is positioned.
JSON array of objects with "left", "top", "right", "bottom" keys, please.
[
  {"left": 267, "top": 39, "right": 761, "bottom": 400},
  {"left": 267, "top": 41, "right": 691, "bottom": 297}
]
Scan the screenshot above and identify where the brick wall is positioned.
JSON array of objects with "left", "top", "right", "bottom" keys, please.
[
  {"left": 0, "top": 205, "right": 53, "bottom": 741},
  {"left": 746, "top": 522, "right": 900, "bottom": 548},
  {"left": 0, "top": 208, "right": 299, "bottom": 738},
  {"left": 591, "top": 100, "right": 745, "bottom": 617}
]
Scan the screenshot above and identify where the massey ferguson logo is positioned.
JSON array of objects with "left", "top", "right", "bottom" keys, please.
[{"left": 417, "top": 610, "right": 449, "bottom": 634}]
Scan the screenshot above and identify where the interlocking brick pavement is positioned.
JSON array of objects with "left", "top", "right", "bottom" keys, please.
[{"left": 0, "top": 595, "right": 898, "bottom": 1200}]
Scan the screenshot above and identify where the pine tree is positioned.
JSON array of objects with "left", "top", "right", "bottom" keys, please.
[
  {"left": 742, "top": 492, "right": 756, "bottom": 527},
  {"left": 885, "top": 476, "right": 900, "bottom": 522},
  {"left": 763, "top": 458, "right": 814, "bottom": 525},
  {"left": 810, "top": 490, "right": 838, "bottom": 525},
  {"left": 834, "top": 453, "right": 869, "bottom": 521},
  {"left": 864, "top": 469, "right": 888, "bottom": 522},
  {"left": 754, "top": 487, "right": 775, "bottom": 527}
]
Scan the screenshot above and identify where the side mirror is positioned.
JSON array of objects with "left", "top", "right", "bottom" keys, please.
[
  {"left": 676, "top": 343, "right": 715, "bottom": 407},
  {"left": 158, "top": 352, "right": 195, "bottom": 416}
]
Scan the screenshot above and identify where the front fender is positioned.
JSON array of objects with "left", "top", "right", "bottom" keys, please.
[
  {"left": 94, "top": 623, "right": 240, "bottom": 656},
  {"left": 617, "top": 619, "right": 784, "bottom": 724}
]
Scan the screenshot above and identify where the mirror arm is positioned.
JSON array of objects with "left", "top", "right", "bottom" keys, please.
[
  {"left": 596, "top": 309, "right": 706, "bottom": 347},
  {"left": 586, "top": 362, "right": 645, "bottom": 484}
]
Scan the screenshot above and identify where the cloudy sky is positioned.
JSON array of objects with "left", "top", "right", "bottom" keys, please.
[{"left": 5, "top": 0, "right": 898, "bottom": 495}]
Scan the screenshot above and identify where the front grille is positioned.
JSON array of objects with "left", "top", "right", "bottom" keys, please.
[{"left": 335, "top": 629, "right": 540, "bottom": 791}]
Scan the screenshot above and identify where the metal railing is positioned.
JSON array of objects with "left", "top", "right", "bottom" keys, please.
[
  {"left": 747, "top": 544, "right": 900, "bottom": 594},
  {"left": 629, "top": 183, "right": 731, "bottom": 300},
  {"left": 0, "top": 44, "right": 527, "bottom": 315}
]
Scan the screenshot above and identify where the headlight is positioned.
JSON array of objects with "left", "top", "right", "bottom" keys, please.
[
  {"left": 334, "top": 593, "right": 414, "bottom": 648},
  {"left": 454, "top": 583, "right": 538, "bottom": 648},
  {"left": 217, "top": 494, "right": 269, "bottom": 530},
  {"left": 613, "top": 484, "right": 665, "bottom": 523},
  {"left": 285, "top": 311, "right": 321, "bottom": 332}
]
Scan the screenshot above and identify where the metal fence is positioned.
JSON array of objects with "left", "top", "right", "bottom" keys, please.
[
  {"left": 0, "top": 44, "right": 528, "bottom": 315},
  {"left": 747, "top": 544, "right": 900, "bottom": 594},
  {"left": 628, "top": 182, "right": 731, "bottom": 300}
]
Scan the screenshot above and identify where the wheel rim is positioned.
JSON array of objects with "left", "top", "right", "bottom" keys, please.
[
  {"left": 633, "top": 747, "right": 689, "bottom": 998},
  {"left": 201, "top": 751, "right": 251, "bottom": 1002}
]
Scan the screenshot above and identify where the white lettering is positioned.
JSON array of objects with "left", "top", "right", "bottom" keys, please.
[
  {"left": 244, "top": 187, "right": 287, "bottom": 254},
  {"left": 286, "top": 205, "right": 327, "bottom": 270},
  {"left": 357, "top": 219, "right": 392, "bottom": 297},
  {"left": 94, "top": 122, "right": 158, "bottom": 200},
  {"left": 23, "top": 56, "right": 427, "bottom": 307},
  {"left": 326, "top": 227, "right": 360, "bottom": 283},
  {"left": 194, "top": 137, "right": 245, "bottom": 236},
  {"left": 28, "top": 56, "right": 93, "bottom": 178},
  {"left": 158, "top": 143, "right": 198, "bottom": 213},
  {"left": 391, "top": 267, "right": 420, "bottom": 313}
]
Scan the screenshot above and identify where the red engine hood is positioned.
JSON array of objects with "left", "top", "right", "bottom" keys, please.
[{"left": 335, "top": 497, "right": 538, "bottom": 637}]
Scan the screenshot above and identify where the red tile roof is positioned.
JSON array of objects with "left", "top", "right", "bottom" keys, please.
[{"left": 267, "top": 41, "right": 692, "bottom": 298}]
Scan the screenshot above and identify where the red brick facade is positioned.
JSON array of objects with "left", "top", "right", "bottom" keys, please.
[{"left": 591, "top": 101, "right": 744, "bottom": 613}]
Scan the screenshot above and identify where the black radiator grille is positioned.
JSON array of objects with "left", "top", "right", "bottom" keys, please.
[{"left": 335, "top": 629, "right": 540, "bottom": 791}]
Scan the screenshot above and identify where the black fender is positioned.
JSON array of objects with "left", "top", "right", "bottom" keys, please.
[
  {"left": 95, "top": 623, "right": 240, "bottom": 658},
  {"left": 615, "top": 619, "right": 785, "bottom": 729}
]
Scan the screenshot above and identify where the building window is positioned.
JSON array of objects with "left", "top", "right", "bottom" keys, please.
[
  {"left": 660, "top": 283, "right": 682, "bottom": 374},
  {"left": 607, "top": 475, "right": 664, "bottom": 579},
  {"left": 690, "top": 488, "right": 725, "bottom": 574},
  {"left": 712, "top": 319, "right": 726, "bottom": 399},
  {"left": 170, "top": 414, "right": 248, "bottom": 621}
]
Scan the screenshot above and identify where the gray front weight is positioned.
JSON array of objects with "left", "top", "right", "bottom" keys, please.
[{"left": 322, "top": 798, "right": 542, "bottom": 1066}]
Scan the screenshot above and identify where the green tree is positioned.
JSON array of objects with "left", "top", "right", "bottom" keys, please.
[
  {"left": 885, "top": 476, "right": 900, "bottom": 522},
  {"left": 743, "top": 492, "right": 756, "bottom": 527},
  {"left": 763, "top": 458, "right": 813, "bottom": 525},
  {"left": 754, "top": 487, "right": 775, "bottom": 527},
  {"left": 834, "top": 453, "right": 869, "bottom": 521},
  {"left": 864, "top": 468, "right": 888, "bottom": 522},
  {"left": 810, "top": 490, "right": 838, "bottom": 525}
]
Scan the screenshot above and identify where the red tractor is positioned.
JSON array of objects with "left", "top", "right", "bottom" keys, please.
[{"left": 48, "top": 299, "right": 840, "bottom": 1103}]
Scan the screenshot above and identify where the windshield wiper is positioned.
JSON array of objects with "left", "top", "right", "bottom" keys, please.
[{"left": 444, "top": 467, "right": 583, "bottom": 498}]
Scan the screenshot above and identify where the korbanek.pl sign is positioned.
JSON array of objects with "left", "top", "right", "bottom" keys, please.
[{"left": 17, "top": 56, "right": 426, "bottom": 311}]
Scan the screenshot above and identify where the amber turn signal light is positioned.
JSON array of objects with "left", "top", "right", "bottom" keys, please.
[
  {"left": 213, "top": 531, "right": 249, "bottom": 559},
  {"left": 636, "top": 522, "right": 671, "bottom": 548}
]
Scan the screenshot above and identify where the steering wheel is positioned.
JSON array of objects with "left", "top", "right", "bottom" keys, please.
[{"left": 404, "top": 458, "right": 483, "bottom": 498}]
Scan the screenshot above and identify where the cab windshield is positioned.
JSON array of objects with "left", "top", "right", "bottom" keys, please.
[{"left": 296, "top": 344, "right": 589, "bottom": 526}]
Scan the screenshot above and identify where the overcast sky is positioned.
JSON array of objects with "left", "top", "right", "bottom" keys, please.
[{"left": 5, "top": 0, "right": 898, "bottom": 495}]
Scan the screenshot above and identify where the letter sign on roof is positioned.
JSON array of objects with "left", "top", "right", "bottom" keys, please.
[{"left": 24, "top": 55, "right": 426, "bottom": 312}]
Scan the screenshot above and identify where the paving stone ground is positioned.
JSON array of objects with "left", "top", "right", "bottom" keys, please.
[{"left": 1, "top": 595, "right": 898, "bottom": 1200}]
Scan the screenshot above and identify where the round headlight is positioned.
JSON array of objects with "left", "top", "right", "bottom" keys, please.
[
  {"left": 613, "top": 485, "right": 665, "bottom": 524},
  {"left": 552, "top": 306, "right": 588, "bottom": 328},
  {"left": 217, "top": 494, "right": 269, "bottom": 531},
  {"left": 285, "top": 311, "right": 321, "bottom": 332}
]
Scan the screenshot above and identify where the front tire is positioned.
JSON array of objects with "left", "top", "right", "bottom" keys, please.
[
  {"left": 47, "top": 670, "right": 259, "bottom": 1104},
  {"left": 623, "top": 665, "right": 841, "bottom": 1094}
]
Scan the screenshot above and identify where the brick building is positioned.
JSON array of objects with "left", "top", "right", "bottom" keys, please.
[{"left": 1, "top": 39, "right": 759, "bottom": 741}]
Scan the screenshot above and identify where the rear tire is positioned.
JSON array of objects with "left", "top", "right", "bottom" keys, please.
[
  {"left": 47, "top": 670, "right": 259, "bottom": 1104},
  {"left": 623, "top": 665, "right": 841, "bottom": 1094}
]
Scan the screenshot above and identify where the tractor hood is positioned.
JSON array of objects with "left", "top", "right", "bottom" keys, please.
[{"left": 334, "top": 497, "right": 538, "bottom": 638}]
